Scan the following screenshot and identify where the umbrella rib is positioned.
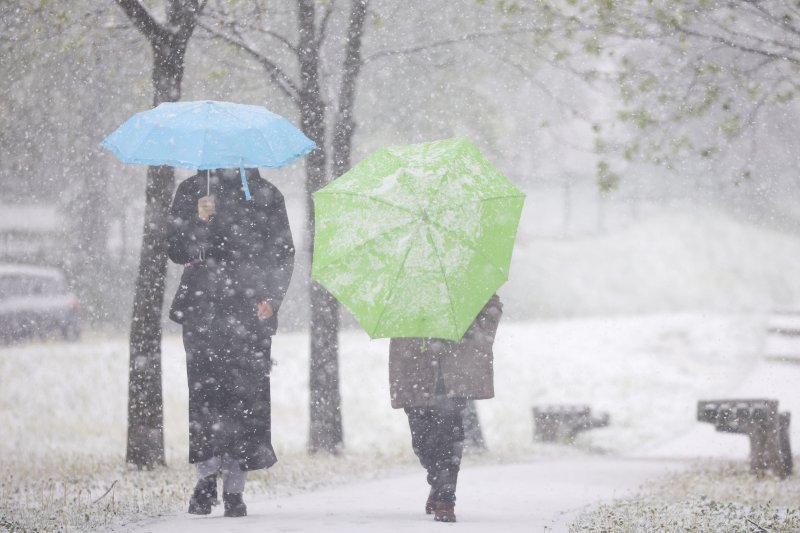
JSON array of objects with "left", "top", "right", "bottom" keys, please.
[
  {"left": 132, "top": 102, "right": 210, "bottom": 169},
  {"left": 370, "top": 233, "right": 416, "bottom": 338},
  {"left": 216, "top": 105, "right": 312, "bottom": 168},
  {"left": 432, "top": 194, "right": 525, "bottom": 212},
  {"left": 225, "top": 106, "right": 282, "bottom": 165},
  {"left": 316, "top": 191, "right": 419, "bottom": 218},
  {"left": 426, "top": 227, "right": 459, "bottom": 338},
  {"left": 426, "top": 219, "right": 512, "bottom": 280},
  {"left": 312, "top": 222, "right": 413, "bottom": 274},
  {"left": 216, "top": 105, "right": 256, "bottom": 166},
  {"left": 254, "top": 124, "right": 300, "bottom": 168},
  {"left": 104, "top": 108, "right": 165, "bottom": 164}
]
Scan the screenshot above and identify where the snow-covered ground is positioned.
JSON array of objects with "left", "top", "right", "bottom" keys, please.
[
  {"left": 2, "top": 311, "right": 796, "bottom": 531},
  {"left": 2, "top": 208, "right": 800, "bottom": 531},
  {"left": 126, "top": 319, "right": 800, "bottom": 532},
  {"left": 0, "top": 314, "right": 769, "bottom": 465}
]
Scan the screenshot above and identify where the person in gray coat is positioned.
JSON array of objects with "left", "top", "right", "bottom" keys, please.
[{"left": 389, "top": 294, "right": 502, "bottom": 523}]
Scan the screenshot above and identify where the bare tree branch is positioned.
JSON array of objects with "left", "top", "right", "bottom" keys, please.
[
  {"left": 741, "top": 0, "right": 800, "bottom": 39},
  {"left": 196, "top": 19, "right": 299, "bottom": 103},
  {"left": 203, "top": 9, "right": 298, "bottom": 54},
  {"left": 675, "top": 23, "right": 800, "bottom": 65},
  {"left": 708, "top": 10, "right": 800, "bottom": 56},
  {"left": 316, "top": 1, "right": 335, "bottom": 50},
  {"left": 362, "top": 27, "right": 544, "bottom": 65},
  {"left": 114, "top": 0, "right": 167, "bottom": 43}
]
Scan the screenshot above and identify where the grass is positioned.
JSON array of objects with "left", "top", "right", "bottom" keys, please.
[
  {"left": 569, "top": 458, "right": 800, "bottom": 532},
  {"left": 0, "top": 450, "right": 422, "bottom": 532}
]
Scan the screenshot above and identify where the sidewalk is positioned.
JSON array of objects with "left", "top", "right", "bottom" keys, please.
[
  {"left": 126, "top": 324, "right": 800, "bottom": 533},
  {"left": 126, "top": 458, "right": 683, "bottom": 533}
]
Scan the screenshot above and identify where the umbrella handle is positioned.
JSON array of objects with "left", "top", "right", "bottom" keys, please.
[
  {"left": 201, "top": 168, "right": 209, "bottom": 261},
  {"left": 240, "top": 159, "right": 252, "bottom": 201}
]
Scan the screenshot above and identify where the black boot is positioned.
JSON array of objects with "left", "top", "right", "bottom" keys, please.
[
  {"left": 188, "top": 474, "right": 218, "bottom": 515},
  {"left": 425, "top": 486, "right": 437, "bottom": 514},
  {"left": 433, "top": 501, "right": 456, "bottom": 522},
  {"left": 223, "top": 492, "right": 247, "bottom": 517}
]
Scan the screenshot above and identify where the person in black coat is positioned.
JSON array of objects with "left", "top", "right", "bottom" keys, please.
[{"left": 167, "top": 167, "right": 295, "bottom": 518}]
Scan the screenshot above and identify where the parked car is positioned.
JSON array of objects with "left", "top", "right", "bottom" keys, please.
[{"left": 0, "top": 264, "right": 80, "bottom": 343}]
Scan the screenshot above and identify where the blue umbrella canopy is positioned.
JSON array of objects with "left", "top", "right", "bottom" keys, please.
[{"left": 101, "top": 100, "right": 315, "bottom": 199}]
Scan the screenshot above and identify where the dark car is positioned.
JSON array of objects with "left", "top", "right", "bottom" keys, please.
[{"left": 0, "top": 264, "right": 80, "bottom": 343}]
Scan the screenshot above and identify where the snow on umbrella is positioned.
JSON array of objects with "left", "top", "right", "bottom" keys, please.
[
  {"left": 100, "top": 100, "right": 315, "bottom": 199},
  {"left": 311, "top": 137, "right": 525, "bottom": 341}
]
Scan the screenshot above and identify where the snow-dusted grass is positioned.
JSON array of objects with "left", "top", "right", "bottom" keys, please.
[
  {"left": 570, "top": 460, "right": 800, "bottom": 532},
  {"left": 0, "top": 313, "right": 767, "bottom": 531}
]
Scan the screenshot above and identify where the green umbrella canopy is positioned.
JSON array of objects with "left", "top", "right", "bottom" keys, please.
[{"left": 311, "top": 137, "right": 525, "bottom": 341}]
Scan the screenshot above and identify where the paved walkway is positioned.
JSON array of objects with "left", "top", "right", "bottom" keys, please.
[
  {"left": 128, "top": 325, "right": 800, "bottom": 533},
  {"left": 127, "top": 458, "right": 683, "bottom": 533}
]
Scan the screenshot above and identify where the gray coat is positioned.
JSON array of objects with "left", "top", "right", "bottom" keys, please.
[{"left": 389, "top": 295, "right": 503, "bottom": 409}]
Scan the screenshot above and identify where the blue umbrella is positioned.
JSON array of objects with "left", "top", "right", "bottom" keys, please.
[{"left": 101, "top": 100, "right": 315, "bottom": 199}]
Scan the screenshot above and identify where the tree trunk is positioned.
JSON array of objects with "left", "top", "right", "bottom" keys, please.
[
  {"left": 297, "top": 0, "right": 344, "bottom": 454},
  {"left": 331, "top": 0, "right": 367, "bottom": 177},
  {"left": 306, "top": 0, "right": 367, "bottom": 453},
  {"left": 119, "top": 0, "right": 197, "bottom": 468},
  {"left": 126, "top": 163, "right": 173, "bottom": 468}
]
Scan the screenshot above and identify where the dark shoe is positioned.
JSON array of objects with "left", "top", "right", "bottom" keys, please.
[
  {"left": 188, "top": 474, "right": 217, "bottom": 515},
  {"left": 433, "top": 501, "right": 456, "bottom": 523},
  {"left": 425, "top": 487, "right": 436, "bottom": 514},
  {"left": 223, "top": 492, "right": 247, "bottom": 517}
]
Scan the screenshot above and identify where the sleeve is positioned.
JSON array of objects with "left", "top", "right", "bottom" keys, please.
[
  {"left": 166, "top": 180, "right": 214, "bottom": 265},
  {"left": 258, "top": 188, "right": 295, "bottom": 312},
  {"left": 466, "top": 293, "right": 503, "bottom": 342},
  {"left": 478, "top": 293, "right": 503, "bottom": 339}
]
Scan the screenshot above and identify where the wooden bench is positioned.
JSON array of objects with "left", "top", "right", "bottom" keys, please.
[
  {"left": 532, "top": 405, "right": 609, "bottom": 443},
  {"left": 697, "top": 399, "right": 793, "bottom": 479}
]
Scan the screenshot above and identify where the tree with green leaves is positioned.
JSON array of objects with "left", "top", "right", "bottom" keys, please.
[{"left": 540, "top": 0, "right": 800, "bottom": 213}]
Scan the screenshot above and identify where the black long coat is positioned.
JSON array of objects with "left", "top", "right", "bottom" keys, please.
[{"left": 167, "top": 168, "right": 295, "bottom": 470}]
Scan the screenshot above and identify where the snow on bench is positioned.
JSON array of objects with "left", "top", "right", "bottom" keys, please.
[
  {"left": 532, "top": 405, "right": 610, "bottom": 443},
  {"left": 697, "top": 398, "right": 793, "bottom": 479}
]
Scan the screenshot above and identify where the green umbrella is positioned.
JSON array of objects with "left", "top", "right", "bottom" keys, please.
[{"left": 311, "top": 137, "right": 525, "bottom": 341}]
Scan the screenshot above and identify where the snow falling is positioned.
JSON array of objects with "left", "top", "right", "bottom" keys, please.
[{"left": 2, "top": 1, "right": 800, "bottom": 531}]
